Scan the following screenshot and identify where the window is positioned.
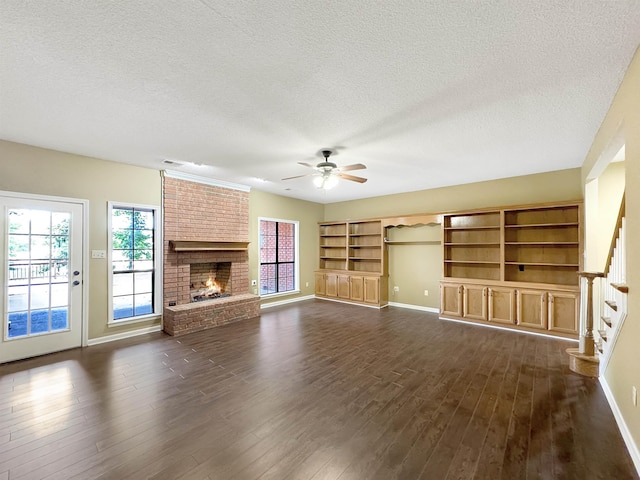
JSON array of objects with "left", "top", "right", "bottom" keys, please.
[
  {"left": 259, "top": 218, "right": 299, "bottom": 295},
  {"left": 108, "top": 203, "right": 161, "bottom": 324}
]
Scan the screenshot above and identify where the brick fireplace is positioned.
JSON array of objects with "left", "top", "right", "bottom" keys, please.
[{"left": 162, "top": 173, "right": 260, "bottom": 336}]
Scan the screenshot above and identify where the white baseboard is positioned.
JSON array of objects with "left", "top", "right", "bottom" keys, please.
[
  {"left": 388, "top": 302, "right": 439, "bottom": 314},
  {"left": 314, "top": 296, "right": 385, "bottom": 309},
  {"left": 87, "top": 325, "right": 163, "bottom": 346},
  {"left": 600, "top": 377, "right": 640, "bottom": 477},
  {"left": 439, "top": 315, "right": 579, "bottom": 342},
  {"left": 261, "top": 295, "right": 315, "bottom": 309}
]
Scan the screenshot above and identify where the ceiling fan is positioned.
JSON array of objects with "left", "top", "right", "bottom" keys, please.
[{"left": 282, "top": 150, "right": 367, "bottom": 189}]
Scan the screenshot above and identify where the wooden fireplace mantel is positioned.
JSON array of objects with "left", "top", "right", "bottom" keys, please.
[{"left": 170, "top": 240, "right": 250, "bottom": 252}]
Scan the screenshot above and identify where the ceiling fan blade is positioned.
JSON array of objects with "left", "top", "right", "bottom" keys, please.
[
  {"left": 297, "top": 162, "right": 316, "bottom": 169},
  {"left": 339, "top": 163, "right": 367, "bottom": 172},
  {"left": 282, "top": 174, "right": 312, "bottom": 180},
  {"left": 337, "top": 173, "right": 368, "bottom": 183}
]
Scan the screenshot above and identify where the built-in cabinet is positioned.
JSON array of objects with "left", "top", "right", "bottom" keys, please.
[
  {"left": 316, "top": 219, "right": 388, "bottom": 307},
  {"left": 315, "top": 271, "right": 386, "bottom": 306},
  {"left": 442, "top": 282, "right": 579, "bottom": 336},
  {"left": 440, "top": 202, "right": 582, "bottom": 338}
]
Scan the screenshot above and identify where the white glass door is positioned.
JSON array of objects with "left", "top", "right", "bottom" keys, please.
[{"left": 0, "top": 195, "right": 84, "bottom": 363}]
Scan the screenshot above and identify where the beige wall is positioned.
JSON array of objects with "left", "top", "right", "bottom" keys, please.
[
  {"left": 324, "top": 168, "right": 582, "bottom": 220},
  {"left": 582, "top": 46, "right": 640, "bottom": 455},
  {"left": 0, "top": 140, "right": 162, "bottom": 340},
  {"left": 597, "top": 162, "right": 625, "bottom": 270},
  {"left": 249, "top": 189, "right": 324, "bottom": 304},
  {"left": 386, "top": 224, "right": 441, "bottom": 308}
]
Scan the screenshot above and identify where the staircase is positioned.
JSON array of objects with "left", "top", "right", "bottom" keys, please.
[{"left": 568, "top": 195, "right": 627, "bottom": 377}]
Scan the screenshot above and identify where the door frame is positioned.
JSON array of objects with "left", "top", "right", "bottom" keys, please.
[{"left": 1, "top": 190, "right": 89, "bottom": 349}]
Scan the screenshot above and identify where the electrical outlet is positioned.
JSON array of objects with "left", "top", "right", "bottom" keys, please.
[
  {"left": 253, "top": 288, "right": 258, "bottom": 295},
  {"left": 251, "top": 279, "right": 257, "bottom": 286},
  {"left": 424, "top": 290, "right": 429, "bottom": 296},
  {"left": 305, "top": 282, "right": 309, "bottom": 287},
  {"left": 91, "top": 250, "right": 106, "bottom": 259},
  {"left": 633, "top": 386, "right": 637, "bottom": 406},
  {"left": 393, "top": 286, "right": 400, "bottom": 292}
]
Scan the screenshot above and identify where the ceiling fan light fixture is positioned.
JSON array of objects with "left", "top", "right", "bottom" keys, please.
[
  {"left": 283, "top": 149, "right": 367, "bottom": 189},
  {"left": 313, "top": 173, "right": 338, "bottom": 190}
]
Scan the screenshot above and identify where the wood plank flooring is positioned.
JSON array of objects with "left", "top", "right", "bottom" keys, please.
[{"left": 0, "top": 299, "right": 637, "bottom": 479}]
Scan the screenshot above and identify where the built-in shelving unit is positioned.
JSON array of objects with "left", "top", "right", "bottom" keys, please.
[
  {"left": 443, "top": 211, "right": 501, "bottom": 281},
  {"left": 503, "top": 205, "right": 580, "bottom": 286},
  {"left": 319, "top": 222, "right": 348, "bottom": 270},
  {"left": 440, "top": 201, "right": 583, "bottom": 338},
  {"left": 348, "top": 220, "right": 383, "bottom": 272},
  {"left": 317, "top": 219, "right": 387, "bottom": 307}
]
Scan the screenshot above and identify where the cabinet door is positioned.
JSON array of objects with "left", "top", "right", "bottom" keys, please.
[
  {"left": 325, "top": 274, "right": 338, "bottom": 297},
  {"left": 463, "top": 285, "right": 487, "bottom": 320},
  {"left": 516, "top": 289, "right": 547, "bottom": 330},
  {"left": 488, "top": 287, "right": 515, "bottom": 324},
  {"left": 337, "top": 275, "right": 351, "bottom": 299},
  {"left": 548, "top": 291, "right": 579, "bottom": 334},
  {"left": 314, "top": 273, "right": 326, "bottom": 296},
  {"left": 441, "top": 283, "right": 462, "bottom": 317},
  {"left": 363, "top": 276, "right": 379, "bottom": 304},
  {"left": 350, "top": 275, "right": 364, "bottom": 301}
]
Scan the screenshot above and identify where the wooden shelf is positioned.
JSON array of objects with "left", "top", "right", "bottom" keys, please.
[
  {"left": 444, "top": 226, "right": 500, "bottom": 231},
  {"left": 504, "top": 242, "right": 578, "bottom": 245},
  {"left": 505, "top": 262, "right": 579, "bottom": 267},
  {"left": 385, "top": 240, "right": 441, "bottom": 245},
  {"left": 445, "top": 260, "right": 501, "bottom": 265},
  {"left": 504, "top": 222, "right": 579, "bottom": 228},
  {"left": 445, "top": 242, "right": 500, "bottom": 246}
]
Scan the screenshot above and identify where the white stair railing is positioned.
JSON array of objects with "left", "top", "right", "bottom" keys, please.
[{"left": 598, "top": 215, "right": 627, "bottom": 372}]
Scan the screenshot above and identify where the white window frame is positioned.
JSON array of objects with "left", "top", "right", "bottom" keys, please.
[
  {"left": 258, "top": 217, "right": 300, "bottom": 298},
  {"left": 108, "top": 202, "right": 162, "bottom": 326}
]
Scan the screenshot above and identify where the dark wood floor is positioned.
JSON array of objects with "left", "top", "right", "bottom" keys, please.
[{"left": 0, "top": 300, "right": 637, "bottom": 480}]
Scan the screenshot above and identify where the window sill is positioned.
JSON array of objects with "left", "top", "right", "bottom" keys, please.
[
  {"left": 108, "top": 313, "right": 161, "bottom": 328},
  {"left": 259, "top": 290, "right": 300, "bottom": 299}
]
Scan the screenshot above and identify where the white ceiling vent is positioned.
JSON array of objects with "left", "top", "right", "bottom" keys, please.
[{"left": 162, "top": 159, "right": 183, "bottom": 166}]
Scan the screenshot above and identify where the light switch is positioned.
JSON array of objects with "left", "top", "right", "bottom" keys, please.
[{"left": 91, "top": 250, "right": 106, "bottom": 259}]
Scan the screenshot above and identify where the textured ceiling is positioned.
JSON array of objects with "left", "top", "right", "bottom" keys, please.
[{"left": 1, "top": 1, "right": 640, "bottom": 203}]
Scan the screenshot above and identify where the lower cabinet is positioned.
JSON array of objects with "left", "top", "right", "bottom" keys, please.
[
  {"left": 440, "top": 281, "right": 578, "bottom": 337},
  {"left": 314, "top": 272, "right": 326, "bottom": 296},
  {"left": 363, "top": 276, "right": 380, "bottom": 304},
  {"left": 516, "top": 289, "right": 547, "bottom": 330},
  {"left": 337, "top": 274, "right": 350, "bottom": 299},
  {"left": 350, "top": 275, "right": 364, "bottom": 301},
  {"left": 441, "top": 283, "right": 463, "bottom": 317},
  {"left": 462, "top": 284, "right": 486, "bottom": 320},
  {"left": 325, "top": 273, "right": 338, "bottom": 297},
  {"left": 315, "top": 271, "right": 387, "bottom": 307},
  {"left": 548, "top": 291, "right": 579, "bottom": 334},
  {"left": 488, "top": 287, "right": 515, "bottom": 325}
]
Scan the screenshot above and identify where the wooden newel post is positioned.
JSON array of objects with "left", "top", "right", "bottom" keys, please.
[{"left": 577, "top": 272, "right": 605, "bottom": 356}]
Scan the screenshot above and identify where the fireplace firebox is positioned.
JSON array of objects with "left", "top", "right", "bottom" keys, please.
[{"left": 190, "top": 262, "right": 231, "bottom": 302}]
